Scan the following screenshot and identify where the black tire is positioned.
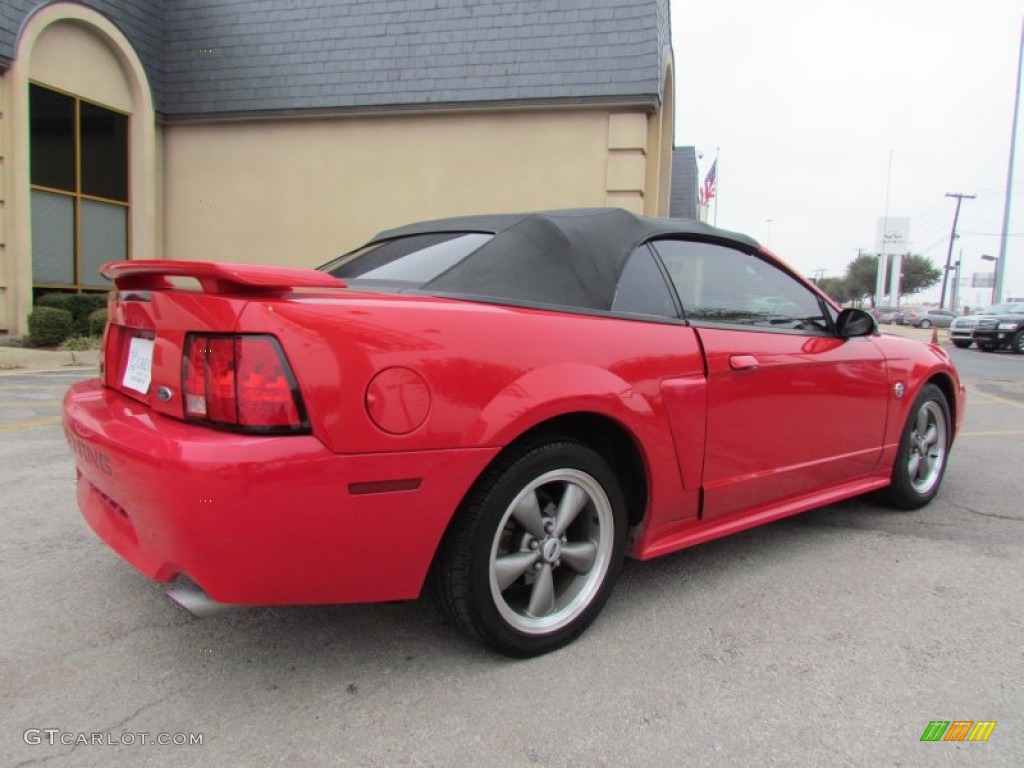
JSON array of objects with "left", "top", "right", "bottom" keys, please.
[
  {"left": 1012, "top": 331, "right": 1024, "bottom": 355},
  {"left": 874, "top": 383, "right": 951, "bottom": 510},
  {"left": 978, "top": 342, "right": 998, "bottom": 352},
  {"left": 429, "top": 440, "right": 627, "bottom": 657},
  {"left": 952, "top": 340, "right": 972, "bottom": 349},
  {"left": 919, "top": 319, "right": 931, "bottom": 329}
]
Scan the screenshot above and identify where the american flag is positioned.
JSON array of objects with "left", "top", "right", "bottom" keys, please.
[{"left": 701, "top": 159, "right": 718, "bottom": 204}]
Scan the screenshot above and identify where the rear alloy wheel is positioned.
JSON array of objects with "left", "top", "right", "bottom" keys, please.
[
  {"left": 919, "top": 319, "right": 931, "bottom": 329},
  {"left": 430, "top": 441, "right": 626, "bottom": 657},
  {"left": 875, "top": 383, "right": 951, "bottom": 510},
  {"left": 1012, "top": 331, "right": 1024, "bottom": 355}
]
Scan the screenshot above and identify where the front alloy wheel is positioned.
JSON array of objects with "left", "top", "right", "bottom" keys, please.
[
  {"left": 919, "top": 319, "right": 931, "bottom": 329},
  {"left": 430, "top": 441, "right": 626, "bottom": 657},
  {"left": 875, "top": 383, "right": 951, "bottom": 510},
  {"left": 1012, "top": 331, "right": 1024, "bottom": 355}
]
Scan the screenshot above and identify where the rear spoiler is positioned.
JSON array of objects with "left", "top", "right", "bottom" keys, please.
[{"left": 100, "top": 260, "right": 347, "bottom": 294}]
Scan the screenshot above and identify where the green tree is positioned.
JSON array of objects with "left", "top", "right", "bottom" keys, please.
[
  {"left": 815, "top": 276, "right": 854, "bottom": 304},
  {"left": 843, "top": 253, "right": 942, "bottom": 302},
  {"left": 898, "top": 254, "right": 943, "bottom": 296},
  {"left": 845, "top": 253, "right": 881, "bottom": 300}
]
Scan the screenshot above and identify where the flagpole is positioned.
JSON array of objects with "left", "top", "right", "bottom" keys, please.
[{"left": 713, "top": 147, "right": 720, "bottom": 227}]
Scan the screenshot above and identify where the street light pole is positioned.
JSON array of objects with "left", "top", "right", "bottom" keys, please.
[
  {"left": 995, "top": 17, "right": 1024, "bottom": 304},
  {"left": 982, "top": 254, "right": 999, "bottom": 307}
]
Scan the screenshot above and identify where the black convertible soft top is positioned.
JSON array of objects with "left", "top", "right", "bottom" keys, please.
[{"left": 363, "top": 208, "right": 760, "bottom": 311}]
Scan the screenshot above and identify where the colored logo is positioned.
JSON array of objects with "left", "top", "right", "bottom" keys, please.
[{"left": 920, "top": 721, "right": 996, "bottom": 742}]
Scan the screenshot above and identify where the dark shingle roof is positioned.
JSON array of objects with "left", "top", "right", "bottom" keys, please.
[
  {"left": 0, "top": 1, "right": 671, "bottom": 117},
  {"left": 670, "top": 146, "right": 698, "bottom": 220},
  {"left": 161, "top": 0, "right": 669, "bottom": 116}
]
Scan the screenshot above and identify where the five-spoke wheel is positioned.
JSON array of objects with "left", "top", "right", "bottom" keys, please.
[
  {"left": 488, "top": 468, "right": 614, "bottom": 635},
  {"left": 430, "top": 441, "right": 626, "bottom": 657},
  {"left": 905, "top": 400, "right": 947, "bottom": 496},
  {"left": 875, "top": 383, "right": 951, "bottom": 510}
]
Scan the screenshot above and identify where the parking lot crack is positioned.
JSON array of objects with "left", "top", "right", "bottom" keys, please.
[
  {"left": 14, "top": 686, "right": 189, "bottom": 768},
  {"left": 104, "top": 685, "right": 188, "bottom": 732},
  {"left": 954, "top": 503, "right": 1024, "bottom": 523}
]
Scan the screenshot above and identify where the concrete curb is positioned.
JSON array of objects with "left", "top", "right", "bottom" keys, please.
[{"left": 0, "top": 345, "right": 100, "bottom": 372}]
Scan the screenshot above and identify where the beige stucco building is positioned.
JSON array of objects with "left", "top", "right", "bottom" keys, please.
[{"left": 0, "top": 0, "right": 676, "bottom": 335}]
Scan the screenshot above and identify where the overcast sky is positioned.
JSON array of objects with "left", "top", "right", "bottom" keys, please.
[{"left": 671, "top": 0, "right": 1023, "bottom": 306}]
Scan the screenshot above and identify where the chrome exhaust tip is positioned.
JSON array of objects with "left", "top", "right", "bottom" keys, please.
[{"left": 166, "top": 582, "right": 238, "bottom": 617}]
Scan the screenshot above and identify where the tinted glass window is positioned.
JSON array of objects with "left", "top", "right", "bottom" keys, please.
[
  {"left": 80, "top": 102, "right": 129, "bottom": 201},
  {"left": 611, "top": 247, "right": 678, "bottom": 318},
  {"left": 322, "top": 233, "right": 493, "bottom": 286},
  {"left": 652, "top": 240, "right": 829, "bottom": 332},
  {"left": 30, "top": 85, "right": 75, "bottom": 191}
]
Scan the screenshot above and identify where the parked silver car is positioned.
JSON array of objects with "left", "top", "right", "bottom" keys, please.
[{"left": 902, "top": 308, "right": 958, "bottom": 329}]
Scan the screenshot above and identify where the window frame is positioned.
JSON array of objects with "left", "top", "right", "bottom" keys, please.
[{"left": 29, "top": 81, "right": 131, "bottom": 293}]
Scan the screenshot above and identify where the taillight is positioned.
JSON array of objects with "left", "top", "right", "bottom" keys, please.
[{"left": 182, "top": 334, "right": 308, "bottom": 434}]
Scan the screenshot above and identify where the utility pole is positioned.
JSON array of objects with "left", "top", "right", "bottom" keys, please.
[
  {"left": 950, "top": 251, "right": 962, "bottom": 312},
  {"left": 940, "top": 193, "right": 975, "bottom": 309}
]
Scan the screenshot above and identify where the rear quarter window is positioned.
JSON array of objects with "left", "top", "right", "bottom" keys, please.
[{"left": 320, "top": 233, "right": 493, "bottom": 287}]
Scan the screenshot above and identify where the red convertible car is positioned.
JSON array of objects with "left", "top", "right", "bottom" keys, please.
[{"left": 63, "top": 208, "right": 964, "bottom": 657}]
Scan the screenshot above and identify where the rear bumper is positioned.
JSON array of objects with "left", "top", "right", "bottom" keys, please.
[{"left": 64, "top": 380, "right": 499, "bottom": 605}]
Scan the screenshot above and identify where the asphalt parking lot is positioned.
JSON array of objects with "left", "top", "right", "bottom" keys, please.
[{"left": 3, "top": 346, "right": 1022, "bottom": 767}]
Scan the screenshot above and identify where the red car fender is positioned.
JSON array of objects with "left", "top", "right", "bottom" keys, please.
[
  {"left": 869, "top": 336, "right": 965, "bottom": 468},
  {"left": 464, "top": 362, "right": 656, "bottom": 445},
  {"left": 463, "top": 361, "right": 696, "bottom": 539}
]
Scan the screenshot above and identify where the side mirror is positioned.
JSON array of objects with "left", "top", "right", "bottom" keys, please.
[{"left": 835, "top": 308, "right": 876, "bottom": 338}]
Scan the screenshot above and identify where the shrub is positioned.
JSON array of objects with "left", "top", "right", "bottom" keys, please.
[
  {"left": 27, "top": 307, "right": 73, "bottom": 347},
  {"left": 36, "top": 292, "right": 107, "bottom": 335},
  {"left": 87, "top": 308, "right": 109, "bottom": 337},
  {"left": 35, "top": 293, "right": 73, "bottom": 311},
  {"left": 60, "top": 335, "right": 102, "bottom": 351}
]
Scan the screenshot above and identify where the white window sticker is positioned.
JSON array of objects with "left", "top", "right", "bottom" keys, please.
[{"left": 122, "top": 337, "right": 155, "bottom": 394}]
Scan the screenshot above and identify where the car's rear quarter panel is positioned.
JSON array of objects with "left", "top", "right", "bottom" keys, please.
[{"left": 240, "top": 292, "right": 704, "bottom": 524}]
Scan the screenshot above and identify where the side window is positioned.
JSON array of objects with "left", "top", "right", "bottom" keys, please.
[
  {"left": 611, "top": 247, "right": 679, "bottom": 318},
  {"left": 651, "top": 240, "right": 829, "bottom": 333}
]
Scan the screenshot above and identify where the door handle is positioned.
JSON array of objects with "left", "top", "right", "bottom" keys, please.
[{"left": 729, "top": 354, "right": 759, "bottom": 370}]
